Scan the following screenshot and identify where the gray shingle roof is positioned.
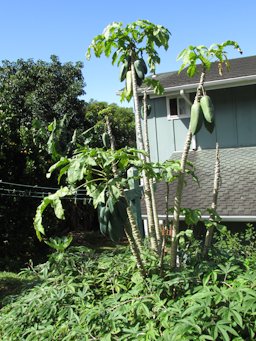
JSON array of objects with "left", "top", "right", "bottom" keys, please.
[
  {"left": 141, "top": 146, "right": 256, "bottom": 218},
  {"left": 153, "top": 55, "right": 256, "bottom": 89}
]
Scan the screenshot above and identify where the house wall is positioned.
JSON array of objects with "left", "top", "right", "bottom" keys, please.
[{"left": 148, "top": 84, "right": 256, "bottom": 162}]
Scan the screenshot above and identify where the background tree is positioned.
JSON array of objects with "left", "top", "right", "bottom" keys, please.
[
  {"left": 84, "top": 100, "right": 136, "bottom": 149},
  {"left": 0, "top": 56, "right": 86, "bottom": 270},
  {"left": 0, "top": 55, "right": 85, "bottom": 182}
]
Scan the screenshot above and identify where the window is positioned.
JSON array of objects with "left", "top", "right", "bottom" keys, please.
[{"left": 167, "top": 96, "right": 190, "bottom": 119}]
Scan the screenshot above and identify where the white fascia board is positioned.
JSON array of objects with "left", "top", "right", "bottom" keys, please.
[
  {"left": 141, "top": 214, "right": 256, "bottom": 222},
  {"left": 148, "top": 74, "right": 256, "bottom": 98}
]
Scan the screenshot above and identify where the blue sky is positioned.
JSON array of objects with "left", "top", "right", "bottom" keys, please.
[{"left": 1, "top": 0, "right": 256, "bottom": 107}]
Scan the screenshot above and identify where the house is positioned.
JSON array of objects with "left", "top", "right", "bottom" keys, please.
[{"left": 141, "top": 55, "right": 256, "bottom": 225}]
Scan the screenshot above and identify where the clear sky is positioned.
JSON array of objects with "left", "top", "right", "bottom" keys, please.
[{"left": 1, "top": 0, "right": 256, "bottom": 107}]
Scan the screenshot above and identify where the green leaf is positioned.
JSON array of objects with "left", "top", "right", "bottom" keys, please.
[
  {"left": 199, "top": 336, "right": 214, "bottom": 341},
  {"left": 218, "top": 326, "right": 230, "bottom": 341},
  {"left": 93, "top": 187, "right": 106, "bottom": 207},
  {"left": 187, "top": 64, "right": 197, "bottom": 77},
  {"left": 67, "top": 158, "right": 84, "bottom": 183},
  {"left": 45, "top": 235, "right": 73, "bottom": 252},
  {"left": 111, "top": 185, "right": 121, "bottom": 200},
  {"left": 33, "top": 187, "right": 71, "bottom": 241}
]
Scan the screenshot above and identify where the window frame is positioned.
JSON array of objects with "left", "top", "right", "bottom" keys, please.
[{"left": 166, "top": 95, "right": 191, "bottom": 120}]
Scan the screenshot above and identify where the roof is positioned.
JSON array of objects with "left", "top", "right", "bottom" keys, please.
[
  {"left": 149, "top": 55, "right": 256, "bottom": 93},
  {"left": 141, "top": 146, "right": 256, "bottom": 220}
]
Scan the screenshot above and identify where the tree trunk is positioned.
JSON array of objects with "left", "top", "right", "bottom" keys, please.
[
  {"left": 203, "top": 142, "right": 220, "bottom": 257},
  {"left": 130, "top": 62, "right": 159, "bottom": 253},
  {"left": 170, "top": 130, "right": 193, "bottom": 269},
  {"left": 124, "top": 222, "right": 146, "bottom": 276},
  {"left": 170, "top": 71, "right": 206, "bottom": 269},
  {"left": 159, "top": 182, "right": 170, "bottom": 274},
  {"left": 105, "top": 116, "right": 145, "bottom": 269},
  {"left": 142, "top": 91, "right": 162, "bottom": 250}
]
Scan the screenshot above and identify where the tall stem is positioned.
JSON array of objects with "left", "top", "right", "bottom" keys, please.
[
  {"left": 170, "top": 70, "right": 206, "bottom": 269},
  {"left": 131, "top": 62, "right": 159, "bottom": 253},
  {"left": 143, "top": 91, "right": 162, "bottom": 249},
  {"left": 203, "top": 142, "right": 220, "bottom": 257},
  {"left": 159, "top": 182, "right": 169, "bottom": 274},
  {"left": 105, "top": 115, "right": 144, "bottom": 267}
]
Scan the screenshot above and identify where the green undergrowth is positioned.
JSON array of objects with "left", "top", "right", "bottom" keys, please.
[
  {"left": 0, "top": 227, "right": 256, "bottom": 340},
  {"left": 0, "top": 272, "right": 36, "bottom": 308}
]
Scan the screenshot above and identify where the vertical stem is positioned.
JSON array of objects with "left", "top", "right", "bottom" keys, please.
[
  {"left": 105, "top": 115, "right": 144, "bottom": 267},
  {"left": 131, "top": 62, "right": 159, "bottom": 254},
  {"left": 170, "top": 71, "right": 206, "bottom": 269},
  {"left": 131, "top": 62, "right": 144, "bottom": 151},
  {"left": 203, "top": 142, "right": 220, "bottom": 256},
  {"left": 170, "top": 130, "right": 193, "bottom": 268},
  {"left": 142, "top": 91, "right": 162, "bottom": 249},
  {"left": 124, "top": 223, "right": 146, "bottom": 277},
  {"left": 159, "top": 182, "right": 169, "bottom": 274}
]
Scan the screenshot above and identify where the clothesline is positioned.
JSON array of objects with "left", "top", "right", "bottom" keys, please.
[
  {"left": 0, "top": 179, "right": 87, "bottom": 192},
  {"left": 0, "top": 179, "right": 90, "bottom": 202}
]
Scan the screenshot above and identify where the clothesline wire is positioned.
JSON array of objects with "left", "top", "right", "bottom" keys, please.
[
  {"left": 0, "top": 179, "right": 87, "bottom": 192},
  {"left": 0, "top": 192, "right": 90, "bottom": 201},
  {"left": 0, "top": 187, "right": 85, "bottom": 196},
  {"left": 0, "top": 179, "right": 90, "bottom": 201}
]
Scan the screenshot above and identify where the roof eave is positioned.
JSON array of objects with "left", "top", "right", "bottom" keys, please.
[{"left": 147, "top": 74, "right": 256, "bottom": 97}]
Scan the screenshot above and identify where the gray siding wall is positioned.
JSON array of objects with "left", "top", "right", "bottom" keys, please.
[{"left": 148, "top": 84, "right": 256, "bottom": 162}]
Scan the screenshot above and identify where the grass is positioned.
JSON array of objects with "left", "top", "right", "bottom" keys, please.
[{"left": 0, "top": 271, "right": 36, "bottom": 308}]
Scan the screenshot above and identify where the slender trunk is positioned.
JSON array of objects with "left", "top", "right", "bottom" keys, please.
[
  {"left": 142, "top": 91, "right": 162, "bottom": 249},
  {"left": 131, "top": 62, "right": 159, "bottom": 253},
  {"left": 150, "top": 179, "right": 161, "bottom": 246},
  {"left": 203, "top": 142, "right": 220, "bottom": 257},
  {"left": 170, "top": 131, "right": 193, "bottom": 268},
  {"left": 130, "top": 62, "right": 144, "bottom": 151},
  {"left": 170, "top": 71, "right": 206, "bottom": 269},
  {"left": 159, "top": 182, "right": 169, "bottom": 274},
  {"left": 105, "top": 116, "right": 144, "bottom": 267},
  {"left": 124, "top": 222, "right": 146, "bottom": 276}
]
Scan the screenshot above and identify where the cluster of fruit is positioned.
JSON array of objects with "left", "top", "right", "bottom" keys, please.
[
  {"left": 190, "top": 95, "right": 215, "bottom": 135},
  {"left": 98, "top": 197, "right": 128, "bottom": 242},
  {"left": 119, "top": 57, "right": 148, "bottom": 96}
]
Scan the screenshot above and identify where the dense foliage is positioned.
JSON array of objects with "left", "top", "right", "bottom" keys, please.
[
  {"left": 0, "top": 55, "right": 85, "bottom": 181},
  {"left": 84, "top": 100, "right": 136, "bottom": 149},
  {"left": 0, "top": 56, "right": 86, "bottom": 270},
  {"left": 0, "top": 226, "right": 255, "bottom": 340},
  {"left": 0, "top": 56, "right": 136, "bottom": 271}
]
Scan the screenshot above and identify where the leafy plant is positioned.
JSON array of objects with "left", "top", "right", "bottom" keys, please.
[{"left": 0, "top": 233, "right": 255, "bottom": 340}]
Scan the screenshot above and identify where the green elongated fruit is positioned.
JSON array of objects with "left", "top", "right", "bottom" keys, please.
[
  {"left": 134, "top": 59, "right": 145, "bottom": 80},
  {"left": 114, "top": 197, "right": 128, "bottom": 225},
  {"left": 102, "top": 132, "right": 110, "bottom": 148},
  {"left": 189, "top": 102, "right": 203, "bottom": 135},
  {"left": 98, "top": 204, "right": 110, "bottom": 236},
  {"left": 126, "top": 70, "right": 132, "bottom": 97},
  {"left": 204, "top": 117, "right": 215, "bottom": 134},
  {"left": 108, "top": 214, "right": 124, "bottom": 242},
  {"left": 136, "top": 73, "right": 143, "bottom": 86},
  {"left": 200, "top": 95, "right": 214, "bottom": 123},
  {"left": 140, "top": 104, "right": 152, "bottom": 119},
  {"left": 139, "top": 58, "right": 147, "bottom": 74},
  {"left": 119, "top": 60, "right": 128, "bottom": 82}
]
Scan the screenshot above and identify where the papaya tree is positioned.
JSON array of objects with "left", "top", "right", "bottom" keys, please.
[
  {"left": 86, "top": 20, "right": 171, "bottom": 253},
  {"left": 171, "top": 41, "right": 242, "bottom": 268}
]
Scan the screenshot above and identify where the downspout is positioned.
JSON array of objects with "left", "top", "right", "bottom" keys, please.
[{"left": 180, "top": 89, "right": 197, "bottom": 150}]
